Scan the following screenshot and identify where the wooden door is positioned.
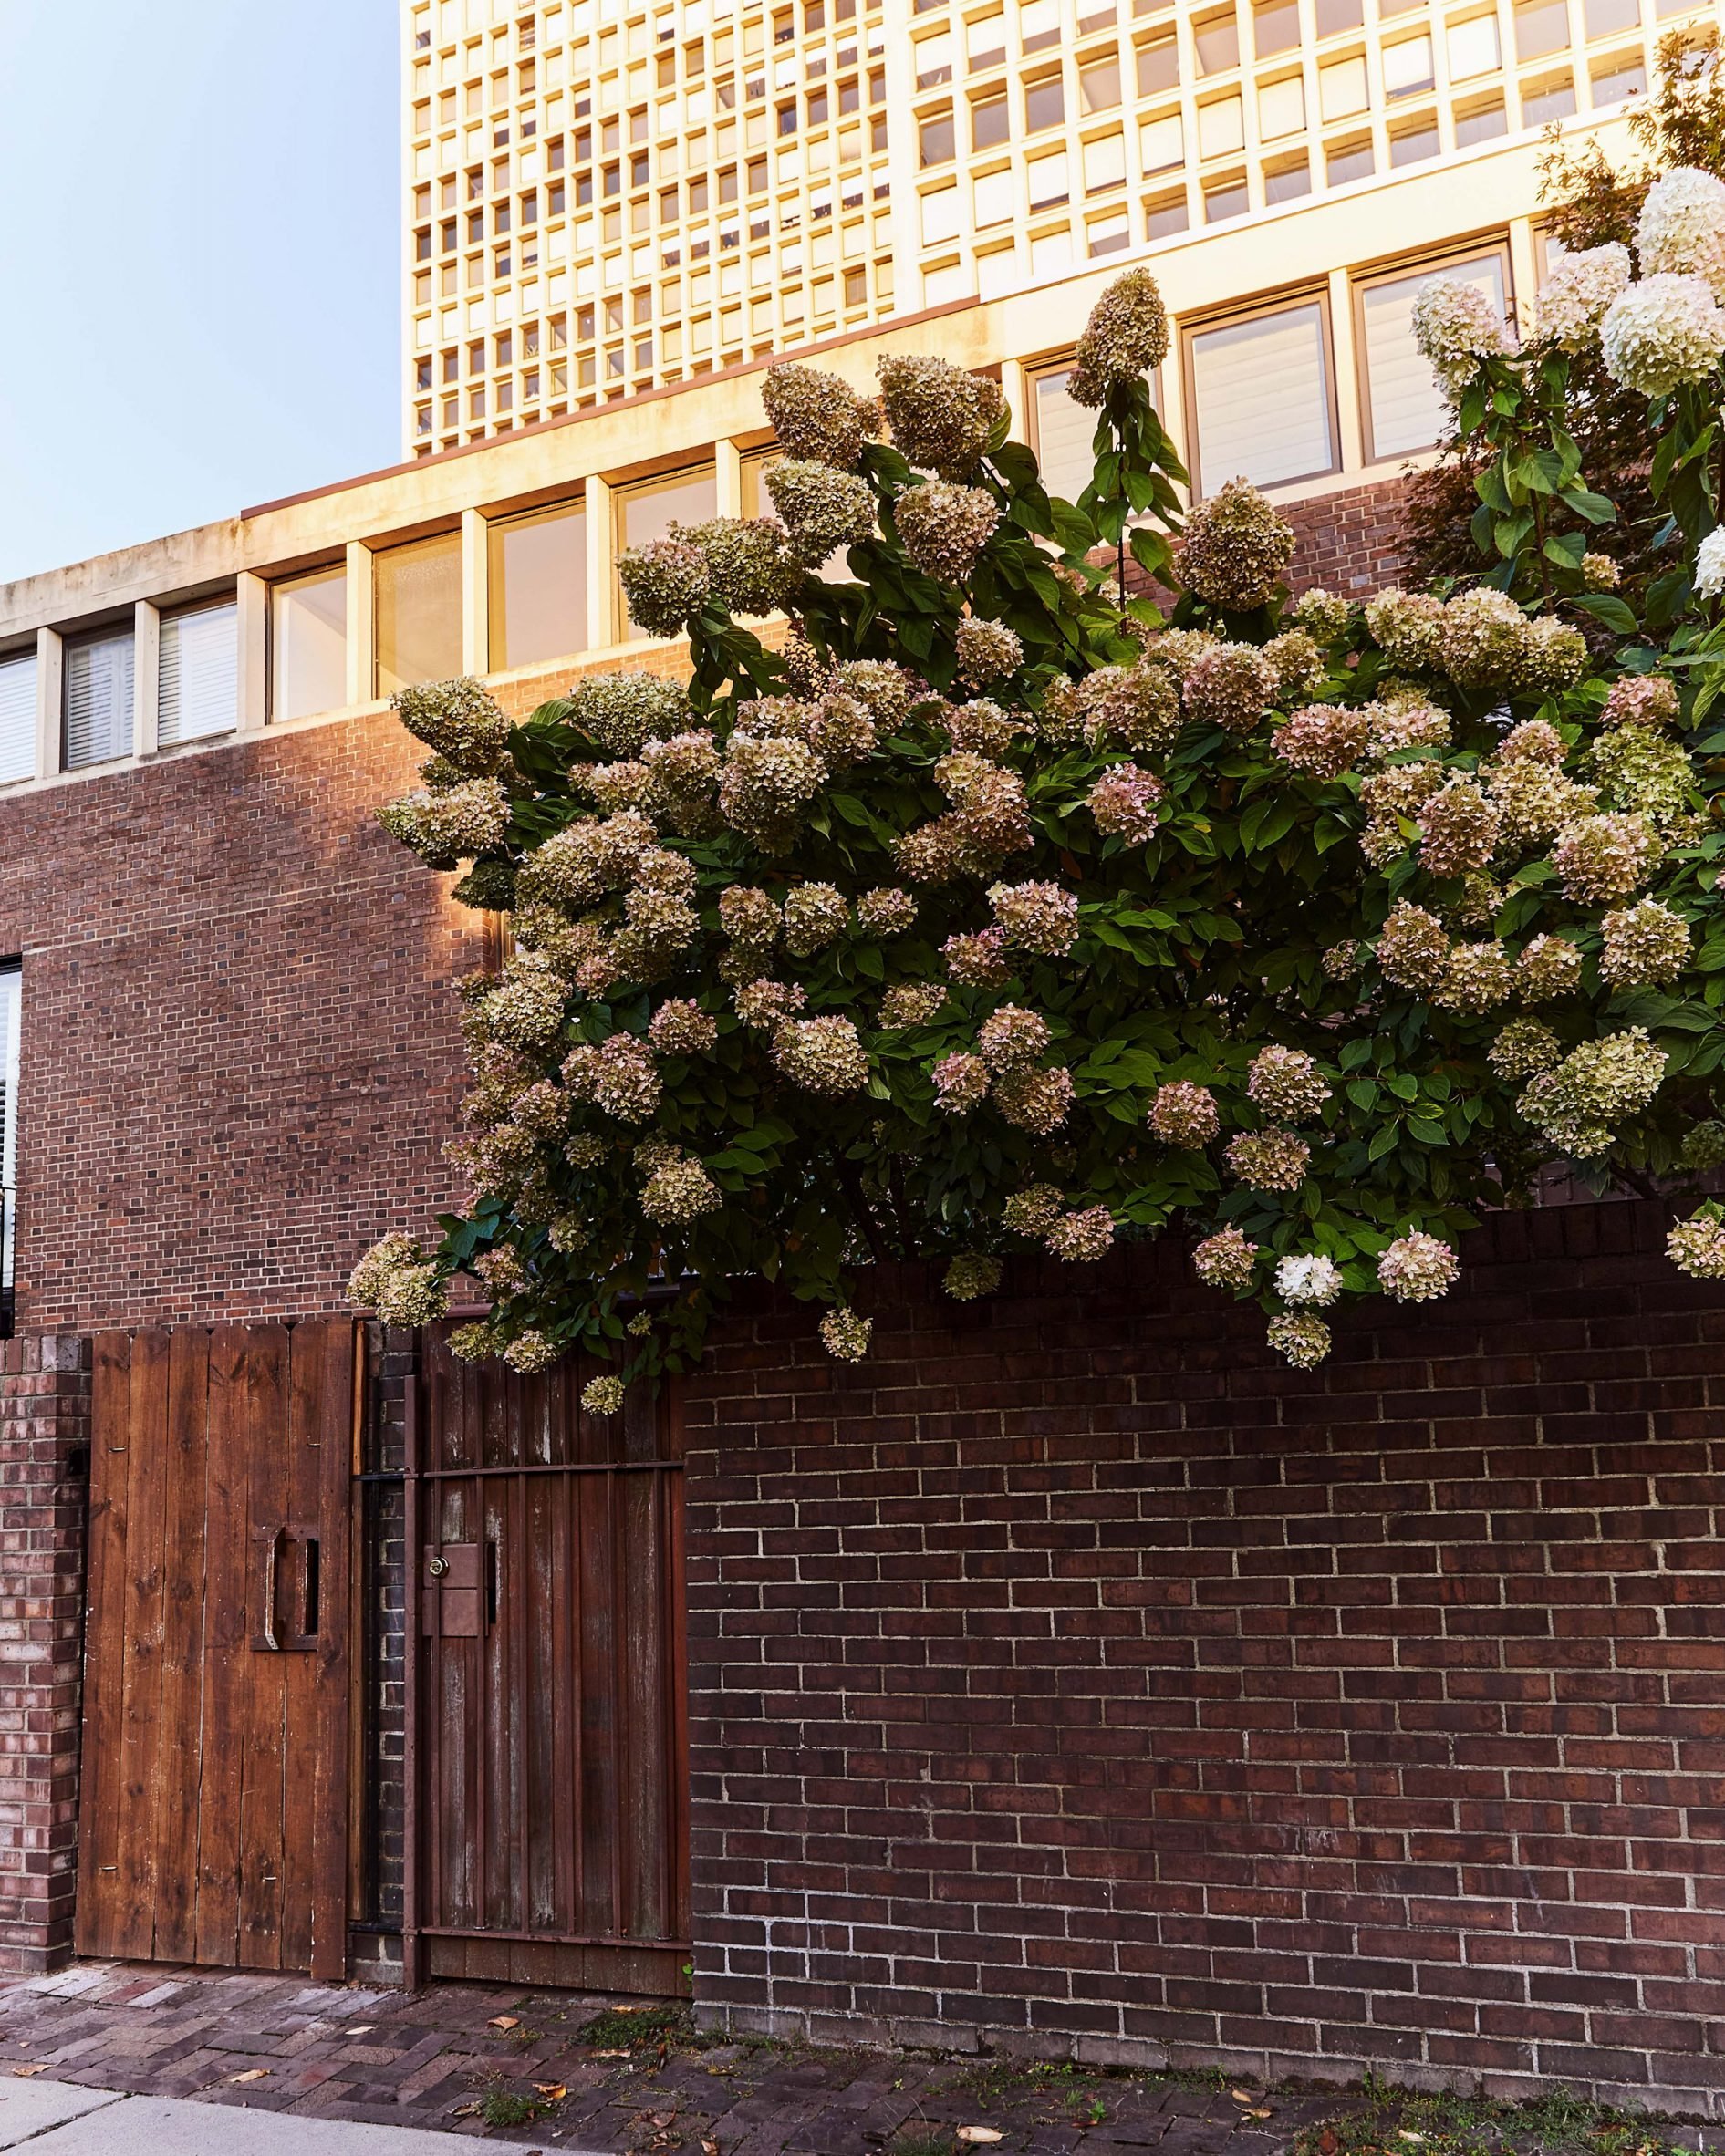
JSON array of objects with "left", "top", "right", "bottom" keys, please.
[
  {"left": 76, "top": 1322, "right": 355, "bottom": 1978},
  {"left": 406, "top": 1331, "right": 690, "bottom": 1993}
]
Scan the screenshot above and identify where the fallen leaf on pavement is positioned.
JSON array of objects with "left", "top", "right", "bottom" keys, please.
[
  {"left": 958, "top": 2130, "right": 1004, "bottom": 2146},
  {"left": 11, "top": 2067, "right": 44, "bottom": 2079},
  {"left": 489, "top": 2015, "right": 521, "bottom": 2031},
  {"left": 594, "top": 2047, "right": 632, "bottom": 2058},
  {"left": 701, "top": 2140, "right": 720, "bottom": 2154},
  {"left": 451, "top": 2103, "right": 481, "bottom": 2118},
  {"left": 1245, "top": 2109, "right": 1273, "bottom": 2120},
  {"left": 1231, "top": 2090, "right": 1258, "bottom": 2105},
  {"left": 344, "top": 2026, "right": 374, "bottom": 2036},
  {"left": 231, "top": 2069, "right": 270, "bottom": 2085},
  {"left": 535, "top": 2084, "right": 568, "bottom": 2101}
]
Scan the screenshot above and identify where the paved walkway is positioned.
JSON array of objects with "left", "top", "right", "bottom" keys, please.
[
  {"left": 0, "top": 1960, "right": 1709, "bottom": 2156},
  {"left": 0, "top": 1962, "right": 1331, "bottom": 2151}
]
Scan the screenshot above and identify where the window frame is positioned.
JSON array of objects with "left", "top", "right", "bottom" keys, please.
[
  {"left": 1350, "top": 235, "right": 1513, "bottom": 466},
  {"left": 612, "top": 464, "right": 720, "bottom": 643},
  {"left": 1180, "top": 285, "right": 1340, "bottom": 498},
  {"left": 60, "top": 623, "right": 137, "bottom": 773}
]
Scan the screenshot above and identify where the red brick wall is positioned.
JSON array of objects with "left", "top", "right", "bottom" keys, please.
[
  {"left": 681, "top": 1198, "right": 1725, "bottom": 2112},
  {"left": 0, "top": 1336, "right": 88, "bottom": 1973},
  {"left": 1285, "top": 475, "right": 1415, "bottom": 596}
]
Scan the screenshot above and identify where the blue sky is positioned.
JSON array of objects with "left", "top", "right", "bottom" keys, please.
[{"left": 0, "top": 2, "right": 400, "bottom": 586}]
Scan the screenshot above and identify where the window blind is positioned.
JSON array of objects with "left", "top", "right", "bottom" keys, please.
[
  {"left": 1363, "top": 254, "right": 1504, "bottom": 459},
  {"left": 159, "top": 603, "right": 238, "bottom": 746},
  {"left": 63, "top": 632, "right": 135, "bottom": 771},
  {"left": 1035, "top": 371, "right": 1097, "bottom": 503},
  {"left": 1191, "top": 302, "right": 1334, "bottom": 492},
  {"left": 0, "top": 654, "right": 36, "bottom": 786}
]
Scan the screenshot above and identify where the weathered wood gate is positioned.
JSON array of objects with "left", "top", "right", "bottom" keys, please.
[
  {"left": 404, "top": 1329, "right": 691, "bottom": 1993},
  {"left": 76, "top": 1322, "right": 356, "bottom": 1977}
]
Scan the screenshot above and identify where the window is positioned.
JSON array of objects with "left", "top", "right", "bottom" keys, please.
[
  {"left": 1033, "top": 365, "right": 1100, "bottom": 501},
  {"left": 1584, "top": 0, "right": 1639, "bottom": 26},
  {"left": 1254, "top": 0, "right": 1299, "bottom": 54},
  {"left": 1356, "top": 247, "right": 1508, "bottom": 460},
  {"left": 1140, "top": 111, "right": 1183, "bottom": 169},
  {"left": 1327, "top": 137, "right": 1374, "bottom": 181},
  {"left": 1383, "top": 34, "right": 1434, "bottom": 94},
  {"left": 1522, "top": 75, "right": 1576, "bottom": 120},
  {"left": 373, "top": 533, "right": 462, "bottom": 697},
  {"left": 489, "top": 503, "right": 588, "bottom": 669},
  {"left": 1137, "top": 32, "right": 1177, "bottom": 90},
  {"left": 1194, "top": 9, "right": 1240, "bottom": 71},
  {"left": 1025, "top": 73, "right": 1064, "bottom": 130},
  {"left": 967, "top": 11, "right": 1006, "bottom": 67},
  {"left": 1514, "top": 0, "right": 1570, "bottom": 58},
  {"left": 1592, "top": 56, "right": 1647, "bottom": 103},
  {"left": 1028, "top": 148, "right": 1069, "bottom": 207},
  {"left": 973, "top": 92, "right": 1010, "bottom": 146},
  {"left": 0, "top": 652, "right": 36, "bottom": 786},
  {"left": 1455, "top": 96, "right": 1508, "bottom": 141},
  {"left": 1264, "top": 155, "right": 1310, "bottom": 200},
  {"left": 1084, "top": 131, "right": 1127, "bottom": 189},
  {"left": 1390, "top": 120, "right": 1440, "bottom": 165},
  {"left": 617, "top": 468, "right": 719, "bottom": 641},
  {"left": 272, "top": 568, "right": 348, "bottom": 724},
  {"left": 1146, "top": 192, "right": 1189, "bottom": 237},
  {"left": 1449, "top": 13, "right": 1502, "bottom": 78},
  {"left": 1189, "top": 297, "right": 1335, "bottom": 492},
  {"left": 920, "top": 110, "right": 955, "bottom": 163},
  {"left": 974, "top": 168, "right": 1015, "bottom": 224},
  {"left": 63, "top": 628, "right": 135, "bottom": 770},
  {"left": 1259, "top": 74, "right": 1304, "bottom": 136},
  {"left": 1021, "top": 0, "right": 1061, "bottom": 49},
  {"left": 1315, "top": 0, "right": 1361, "bottom": 23},
  {"left": 1204, "top": 177, "right": 1249, "bottom": 221},
  {"left": 915, "top": 31, "right": 953, "bottom": 84},
  {"left": 158, "top": 602, "right": 237, "bottom": 746},
  {"left": 1080, "top": 54, "right": 1122, "bottom": 109}
]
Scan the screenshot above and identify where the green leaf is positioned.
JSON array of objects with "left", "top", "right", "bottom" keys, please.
[{"left": 1573, "top": 593, "right": 1637, "bottom": 635}]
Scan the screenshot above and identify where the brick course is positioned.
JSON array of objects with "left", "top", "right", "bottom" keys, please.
[
  {"left": 681, "top": 1199, "right": 1725, "bottom": 2113},
  {"left": 0, "top": 1335, "right": 88, "bottom": 1973}
]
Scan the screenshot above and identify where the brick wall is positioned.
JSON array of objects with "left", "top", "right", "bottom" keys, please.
[
  {"left": 681, "top": 1198, "right": 1725, "bottom": 2114},
  {"left": 1284, "top": 475, "right": 1415, "bottom": 596},
  {"left": 0, "top": 1337, "right": 88, "bottom": 1973}
]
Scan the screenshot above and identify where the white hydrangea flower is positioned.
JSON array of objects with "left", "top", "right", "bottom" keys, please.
[
  {"left": 1535, "top": 243, "right": 1632, "bottom": 350},
  {"left": 1411, "top": 275, "right": 1514, "bottom": 398},
  {"left": 1273, "top": 1253, "right": 1343, "bottom": 1308},
  {"left": 1637, "top": 167, "right": 1725, "bottom": 300},
  {"left": 1599, "top": 273, "right": 1725, "bottom": 397},
  {"left": 1697, "top": 525, "right": 1725, "bottom": 599}
]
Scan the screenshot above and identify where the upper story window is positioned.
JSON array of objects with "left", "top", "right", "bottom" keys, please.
[
  {"left": 489, "top": 502, "right": 589, "bottom": 670},
  {"left": 373, "top": 533, "right": 462, "bottom": 698},
  {"left": 1031, "top": 363, "right": 1100, "bottom": 504},
  {"left": 1356, "top": 246, "right": 1511, "bottom": 461},
  {"left": 0, "top": 651, "right": 36, "bottom": 786},
  {"left": 616, "top": 467, "right": 719, "bottom": 643},
  {"left": 272, "top": 567, "right": 348, "bottom": 724},
  {"left": 1187, "top": 295, "right": 1336, "bottom": 494},
  {"left": 159, "top": 600, "right": 238, "bottom": 747},
  {"left": 63, "top": 627, "right": 135, "bottom": 771}
]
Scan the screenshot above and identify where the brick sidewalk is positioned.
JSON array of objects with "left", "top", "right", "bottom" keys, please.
[{"left": 0, "top": 1963, "right": 1338, "bottom": 2150}]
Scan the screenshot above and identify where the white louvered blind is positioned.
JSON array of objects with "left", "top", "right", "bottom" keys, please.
[
  {"left": 63, "top": 632, "right": 135, "bottom": 770},
  {"left": 159, "top": 603, "right": 238, "bottom": 746},
  {"left": 0, "top": 654, "right": 36, "bottom": 786},
  {"left": 1034, "top": 370, "right": 1097, "bottom": 503},
  {"left": 1190, "top": 301, "right": 1334, "bottom": 492},
  {"left": 1361, "top": 254, "right": 1506, "bottom": 460}
]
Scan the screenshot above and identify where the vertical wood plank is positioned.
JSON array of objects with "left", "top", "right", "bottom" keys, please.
[
  {"left": 400, "top": 1370, "right": 423, "bottom": 1992},
  {"left": 196, "top": 1323, "right": 249, "bottom": 1965},
  {"left": 150, "top": 1328, "right": 211, "bottom": 1964},
  {"left": 311, "top": 1318, "right": 355, "bottom": 1982},
  {"left": 112, "top": 1331, "right": 171, "bottom": 1962},
  {"left": 237, "top": 1325, "right": 290, "bottom": 1969},
  {"left": 73, "top": 1332, "right": 134, "bottom": 1959}
]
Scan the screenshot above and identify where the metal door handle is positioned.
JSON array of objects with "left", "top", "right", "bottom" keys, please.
[
  {"left": 262, "top": 1528, "right": 283, "bottom": 1652},
  {"left": 428, "top": 1555, "right": 449, "bottom": 1579}
]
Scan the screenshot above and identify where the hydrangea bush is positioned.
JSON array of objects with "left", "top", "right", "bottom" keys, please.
[{"left": 351, "top": 237, "right": 1725, "bottom": 1396}]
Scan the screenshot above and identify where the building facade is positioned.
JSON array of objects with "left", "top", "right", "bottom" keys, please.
[
  {"left": 400, "top": 0, "right": 1710, "bottom": 458},
  {"left": 5, "top": 28, "right": 1725, "bottom": 2106}
]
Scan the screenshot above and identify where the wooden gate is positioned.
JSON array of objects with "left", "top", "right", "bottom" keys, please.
[
  {"left": 76, "top": 1322, "right": 355, "bottom": 1977},
  {"left": 405, "top": 1331, "right": 690, "bottom": 1992}
]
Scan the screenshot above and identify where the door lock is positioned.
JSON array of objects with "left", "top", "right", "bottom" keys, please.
[{"left": 428, "top": 1555, "right": 450, "bottom": 1579}]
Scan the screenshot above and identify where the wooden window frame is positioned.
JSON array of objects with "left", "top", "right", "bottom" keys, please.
[
  {"left": 1349, "top": 234, "right": 1513, "bottom": 466},
  {"left": 1179, "top": 284, "right": 1339, "bottom": 499}
]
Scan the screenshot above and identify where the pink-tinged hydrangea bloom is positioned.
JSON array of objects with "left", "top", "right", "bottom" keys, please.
[{"left": 1377, "top": 1231, "right": 1460, "bottom": 1302}]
